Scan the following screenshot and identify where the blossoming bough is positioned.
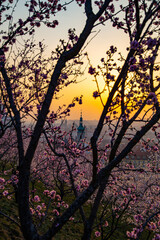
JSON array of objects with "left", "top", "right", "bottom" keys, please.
[{"left": 0, "top": 0, "right": 160, "bottom": 239}]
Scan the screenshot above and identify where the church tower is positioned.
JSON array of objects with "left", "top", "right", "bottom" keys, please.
[{"left": 77, "top": 112, "right": 85, "bottom": 141}]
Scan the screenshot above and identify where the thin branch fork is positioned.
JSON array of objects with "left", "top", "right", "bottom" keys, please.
[{"left": 43, "top": 130, "right": 86, "bottom": 224}]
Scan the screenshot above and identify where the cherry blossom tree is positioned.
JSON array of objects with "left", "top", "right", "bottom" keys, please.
[{"left": 0, "top": 0, "right": 160, "bottom": 240}]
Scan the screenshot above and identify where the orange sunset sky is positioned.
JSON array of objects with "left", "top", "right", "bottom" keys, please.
[
  {"left": 47, "top": 2, "right": 129, "bottom": 120},
  {"left": 17, "top": 1, "right": 129, "bottom": 120}
]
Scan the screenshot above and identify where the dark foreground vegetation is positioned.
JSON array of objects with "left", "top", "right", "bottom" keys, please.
[{"left": 0, "top": 0, "right": 160, "bottom": 239}]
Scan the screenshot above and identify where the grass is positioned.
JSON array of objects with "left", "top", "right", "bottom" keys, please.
[
  {"left": 0, "top": 178, "right": 155, "bottom": 240},
  {"left": 0, "top": 200, "right": 23, "bottom": 240}
]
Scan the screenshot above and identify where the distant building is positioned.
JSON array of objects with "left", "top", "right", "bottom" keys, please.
[
  {"left": 122, "top": 146, "right": 149, "bottom": 169},
  {"left": 77, "top": 112, "right": 85, "bottom": 141}
]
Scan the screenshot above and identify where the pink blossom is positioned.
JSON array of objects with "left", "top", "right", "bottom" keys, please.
[
  {"left": 36, "top": 205, "right": 42, "bottom": 211},
  {"left": 149, "top": 92, "right": 156, "bottom": 98},
  {"left": 55, "top": 194, "right": 61, "bottom": 201},
  {"left": 57, "top": 202, "right": 61, "bottom": 208},
  {"left": 0, "top": 177, "right": 5, "bottom": 185},
  {"left": 88, "top": 66, "right": 96, "bottom": 75},
  {"left": 153, "top": 146, "right": 158, "bottom": 152},
  {"left": 146, "top": 37, "right": 157, "bottom": 49},
  {"left": 126, "top": 231, "right": 131, "bottom": 237},
  {"left": 129, "top": 57, "right": 136, "bottom": 65},
  {"left": 81, "top": 179, "right": 89, "bottom": 187},
  {"left": 93, "top": 91, "right": 99, "bottom": 98},
  {"left": 129, "top": 64, "right": 138, "bottom": 71},
  {"left": 99, "top": 16, "right": 105, "bottom": 22},
  {"left": 43, "top": 190, "right": 50, "bottom": 196},
  {"left": 30, "top": 208, "right": 35, "bottom": 215},
  {"left": 107, "top": 73, "right": 114, "bottom": 79},
  {"left": 41, "top": 203, "right": 46, "bottom": 209},
  {"left": 104, "top": 221, "right": 108, "bottom": 227},
  {"left": 37, "top": 212, "right": 41, "bottom": 217},
  {"left": 148, "top": 222, "right": 157, "bottom": 231},
  {"left": 131, "top": 40, "right": 139, "bottom": 49},
  {"left": 76, "top": 184, "right": 80, "bottom": 191},
  {"left": 139, "top": 58, "right": 145, "bottom": 68},
  {"left": 50, "top": 190, "right": 56, "bottom": 198},
  {"left": 153, "top": 234, "right": 160, "bottom": 240},
  {"left": 127, "top": 187, "right": 131, "bottom": 194},
  {"left": 34, "top": 195, "right": 41, "bottom": 202},
  {"left": 3, "top": 190, "right": 8, "bottom": 196},
  {"left": 95, "top": 231, "right": 101, "bottom": 237},
  {"left": 110, "top": 45, "right": 117, "bottom": 53},
  {"left": 53, "top": 209, "right": 59, "bottom": 216}
]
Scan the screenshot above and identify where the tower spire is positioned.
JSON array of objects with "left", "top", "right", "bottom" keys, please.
[{"left": 77, "top": 111, "right": 85, "bottom": 141}]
